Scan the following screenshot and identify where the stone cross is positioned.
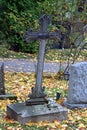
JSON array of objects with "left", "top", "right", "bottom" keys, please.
[
  {"left": 24, "top": 14, "right": 61, "bottom": 105},
  {"left": 7, "top": 15, "right": 68, "bottom": 124}
]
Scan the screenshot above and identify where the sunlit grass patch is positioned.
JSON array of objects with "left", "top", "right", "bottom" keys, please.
[{"left": 0, "top": 45, "right": 87, "bottom": 62}]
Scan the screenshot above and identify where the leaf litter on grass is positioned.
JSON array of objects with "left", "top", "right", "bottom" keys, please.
[{"left": 0, "top": 72, "right": 87, "bottom": 129}]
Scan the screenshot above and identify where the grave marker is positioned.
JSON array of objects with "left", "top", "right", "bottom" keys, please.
[
  {"left": 0, "top": 63, "right": 5, "bottom": 95},
  {"left": 0, "top": 62, "right": 17, "bottom": 100},
  {"left": 64, "top": 62, "right": 87, "bottom": 108},
  {"left": 25, "top": 14, "right": 61, "bottom": 105},
  {"left": 7, "top": 14, "right": 68, "bottom": 124}
]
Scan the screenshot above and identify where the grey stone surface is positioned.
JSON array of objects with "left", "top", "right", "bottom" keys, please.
[
  {"left": 24, "top": 14, "right": 61, "bottom": 101},
  {"left": 64, "top": 62, "right": 87, "bottom": 108},
  {"left": 7, "top": 98, "right": 68, "bottom": 124},
  {"left": 0, "top": 62, "right": 5, "bottom": 94},
  {"left": 0, "top": 94, "right": 17, "bottom": 100},
  {"left": 0, "top": 59, "right": 67, "bottom": 73},
  {"left": 0, "top": 62, "right": 17, "bottom": 100}
]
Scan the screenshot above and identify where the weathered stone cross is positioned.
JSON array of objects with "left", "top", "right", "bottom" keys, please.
[{"left": 24, "top": 14, "right": 61, "bottom": 105}]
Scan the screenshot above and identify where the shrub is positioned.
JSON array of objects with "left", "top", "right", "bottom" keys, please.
[{"left": 0, "top": 0, "right": 40, "bottom": 53}]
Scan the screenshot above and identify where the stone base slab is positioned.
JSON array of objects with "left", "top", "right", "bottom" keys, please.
[
  {"left": 64, "top": 101, "right": 87, "bottom": 109},
  {"left": 0, "top": 94, "right": 17, "bottom": 100},
  {"left": 7, "top": 101, "right": 68, "bottom": 124}
]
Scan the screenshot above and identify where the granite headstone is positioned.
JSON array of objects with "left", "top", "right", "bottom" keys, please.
[{"left": 64, "top": 62, "right": 87, "bottom": 108}]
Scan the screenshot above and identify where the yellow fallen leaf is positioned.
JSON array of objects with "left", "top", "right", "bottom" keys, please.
[
  {"left": 48, "top": 123, "right": 56, "bottom": 128},
  {"left": 78, "top": 123, "right": 85, "bottom": 128},
  {"left": 68, "top": 115, "right": 74, "bottom": 121},
  {"left": 75, "top": 115, "right": 82, "bottom": 120},
  {"left": 84, "top": 117, "right": 87, "bottom": 122},
  {"left": 6, "top": 126, "right": 13, "bottom": 130},
  {"left": 62, "top": 124, "right": 68, "bottom": 127}
]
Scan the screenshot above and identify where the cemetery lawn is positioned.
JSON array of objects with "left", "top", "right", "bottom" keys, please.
[
  {"left": 0, "top": 72, "right": 87, "bottom": 129},
  {"left": 0, "top": 45, "right": 87, "bottom": 62}
]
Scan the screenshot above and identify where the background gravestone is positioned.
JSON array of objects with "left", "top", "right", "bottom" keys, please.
[
  {"left": 0, "top": 62, "right": 17, "bottom": 100},
  {"left": 0, "top": 63, "right": 5, "bottom": 95},
  {"left": 64, "top": 62, "right": 87, "bottom": 108}
]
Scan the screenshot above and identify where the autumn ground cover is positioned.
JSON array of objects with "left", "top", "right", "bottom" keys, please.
[
  {"left": 0, "top": 46, "right": 87, "bottom": 129},
  {"left": 0, "top": 72, "right": 87, "bottom": 130}
]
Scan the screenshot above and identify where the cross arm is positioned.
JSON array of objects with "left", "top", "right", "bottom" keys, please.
[
  {"left": 23, "top": 30, "right": 62, "bottom": 43},
  {"left": 49, "top": 30, "right": 62, "bottom": 40},
  {"left": 23, "top": 30, "right": 39, "bottom": 43},
  {"left": 23, "top": 30, "right": 50, "bottom": 43}
]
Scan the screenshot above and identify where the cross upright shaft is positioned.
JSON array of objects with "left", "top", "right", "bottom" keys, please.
[
  {"left": 35, "top": 15, "right": 50, "bottom": 98},
  {"left": 24, "top": 14, "right": 61, "bottom": 102},
  {"left": 39, "top": 14, "right": 50, "bottom": 33}
]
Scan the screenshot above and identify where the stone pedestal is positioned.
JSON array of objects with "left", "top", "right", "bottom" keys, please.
[
  {"left": 7, "top": 98, "right": 68, "bottom": 125},
  {"left": 64, "top": 62, "right": 87, "bottom": 108}
]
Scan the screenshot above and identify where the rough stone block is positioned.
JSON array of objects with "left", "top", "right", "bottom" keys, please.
[{"left": 64, "top": 62, "right": 87, "bottom": 108}]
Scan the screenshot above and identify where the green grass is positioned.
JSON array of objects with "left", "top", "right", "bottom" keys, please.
[
  {"left": 45, "top": 48, "right": 87, "bottom": 62},
  {"left": 0, "top": 45, "right": 87, "bottom": 62},
  {"left": 0, "top": 45, "right": 35, "bottom": 59},
  {"left": 0, "top": 123, "right": 48, "bottom": 130}
]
